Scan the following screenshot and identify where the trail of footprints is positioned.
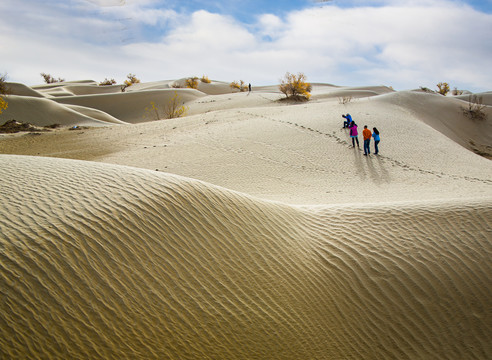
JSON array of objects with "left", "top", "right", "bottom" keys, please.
[{"left": 237, "top": 110, "right": 492, "bottom": 185}]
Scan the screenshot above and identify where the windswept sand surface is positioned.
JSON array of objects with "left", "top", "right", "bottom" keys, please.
[{"left": 1, "top": 80, "right": 491, "bottom": 359}]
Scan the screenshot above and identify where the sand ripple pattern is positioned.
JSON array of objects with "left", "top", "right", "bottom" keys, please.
[{"left": 1, "top": 155, "right": 491, "bottom": 359}]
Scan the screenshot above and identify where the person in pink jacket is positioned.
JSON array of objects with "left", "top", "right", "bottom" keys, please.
[{"left": 349, "top": 121, "right": 359, "bottom": 148}]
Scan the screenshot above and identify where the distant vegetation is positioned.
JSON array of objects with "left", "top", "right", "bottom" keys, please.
[
  {"left": 436, "top": 82, "right": 450, "bottom": 96},
  {"left": 279, "top": 72, "right": 312, "bottom": 101},
  {"left": 40, "top": 73, "right": 65, "bottom": 84},
  {"left": 338, "top": 96, "right": 353, "bottom": 104},
  {"left": 462, "top": 95, "right": 486, "bottom": 121},
  {"left": 419, "top": 86, "right": 434, "bottom": 93},
  {"left": 144, "top": 91, "right": 188, "bottom": 120},
  {"left": 452, "top": 87, "right": 463, "bottom": 96},
  {"left": 200, "top": 75, "right": 211, "bottom": 84},
  {"left": 122, "top": 73, "right": 140, "bottom": 91},
  {"left": 0, "top": 73, "right": 9, "bottom": 114},
  {"left": 186, "top": 77, "right": 199, "bottom": 89},
  {"left": 99, "top": 78, "right": 117, "bottom": 86},
  {"left": 229, "top": 80, "right": 248, "bottom": 92}
]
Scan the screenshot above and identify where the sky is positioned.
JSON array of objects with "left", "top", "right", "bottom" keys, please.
[{"left": 1, "top": 0, "right": 492, "bottom": 91}]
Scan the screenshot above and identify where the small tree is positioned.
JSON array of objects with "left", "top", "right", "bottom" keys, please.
[
  {"left": 123, "top": 73, "right": 140, "bottom": 89},
  {"left": 436, "top": 82, "right": 450, "bottom": 96},
  {"left": 279, "top": 72, "right": 312, "bottom": 101},
  {"left": 99, "top": 78, "right": 116, "bottom": 86},
  {"left": 186, "top": 77, "right": 199, "bottom": 89},
  {"left": 229, "top": 80, "right": 248, "bottom": 92},
  {"left": 40, "top": 73, "right": 65, "bottom": 83}
]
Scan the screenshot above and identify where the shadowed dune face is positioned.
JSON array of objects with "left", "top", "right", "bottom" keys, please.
[{"left": 1, "top": 155, "right": 491, "bottom": 359}]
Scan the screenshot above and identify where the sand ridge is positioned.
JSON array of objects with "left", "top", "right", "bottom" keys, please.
[{"left": 1, "top": 155, "right": 491, "bottom": 359}]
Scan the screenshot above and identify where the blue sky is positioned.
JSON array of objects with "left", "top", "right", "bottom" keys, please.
[{"left": 1, "top": 0, "right": 492, "bottom": 91}]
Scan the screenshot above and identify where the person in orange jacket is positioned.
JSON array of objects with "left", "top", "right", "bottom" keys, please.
[{"left": 362, "top": 125, "right": 372, "bottom": 155}]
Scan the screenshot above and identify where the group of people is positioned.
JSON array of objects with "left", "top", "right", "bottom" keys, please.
[{"left": 342, "top": 113, "right": 380, "bottom": 156}]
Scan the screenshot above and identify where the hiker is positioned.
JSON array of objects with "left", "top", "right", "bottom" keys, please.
[
  {"left": 349, "top": 121, "right": 359, "bottom": 147},
  {"left": 363, "top": 125, "right": 371, "bottom": 155},
  {"left": 372, "top": 127, "right": 380, "bottom": 155},
  {"left": 342, "top": 113, "right": 352, "bottom": 128}
]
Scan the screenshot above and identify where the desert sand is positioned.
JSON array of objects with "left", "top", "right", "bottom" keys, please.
[{"left": 0, "top": 79, "right": 491, "bottom": 359}]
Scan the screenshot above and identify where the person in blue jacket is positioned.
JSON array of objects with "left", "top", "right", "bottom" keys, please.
[
  {"left": 372, "top": 127, "right": 380, "bottom": 154},
  {"left": 342, "top": 113, "right": 352, "bottom": 128}
]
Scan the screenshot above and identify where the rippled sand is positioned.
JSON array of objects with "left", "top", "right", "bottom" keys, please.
[{"left": 1, "top": 155, "right": 491, "bottom": 359}]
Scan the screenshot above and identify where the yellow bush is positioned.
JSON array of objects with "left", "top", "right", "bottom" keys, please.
[
  {"left": 0, "top": 74, "right": 9, "bottom": 114},
  {"left": 124, "top": 73, "right": 140, "bottom": 87},
  {"left": 200, "top": 75, "right": 211, "bottom": 84},
  {"left": 229, "top": 80, "right": 247, "bottom": 92},
  {"left": 144, "top": 101, "right": 160, "bottom": 120},
  {"left": 279, "top": 72, "right": 312, "bottom": 101},
  {"left": 99, "top": 78, "right": 116, "bottom": 86},
  {"left": 186, "top": 77, "right": 199, "bottom": 89},
  {"left": 436, "top": 82, "right": 450, "bottom": 96},
  {"left": 165, "top": 91, "right": 188, "bottom": 119},
  {"left": 144, "top": 92, "right": 188, "bottom": 120},
  {"left": 0, "top": 97, "right": 7, "bottom": 114}
]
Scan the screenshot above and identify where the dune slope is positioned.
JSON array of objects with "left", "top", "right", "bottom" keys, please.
[
  {"left": 1, "top": 155, "right": 490, "bottom": 359},
  {"left": 0, "top": 95, "right": 124, "bottom": 127}
]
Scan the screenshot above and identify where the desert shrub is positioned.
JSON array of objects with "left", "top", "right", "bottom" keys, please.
[
  {"left": 462, "top": 95, "right": 486, "bottom": 121},
  {"left": 0, "top": 73, "right": 10, "bottom": 114},
  {"left": 200, "top": 75, "right": 211, "bottom": 84},
  {"left": 165, "top": 91, "right": 188, "bottom": 119},
  {"left": 122, "top": 73, "right": 140, "bottom": 91},
  {"left": 0, "top": 73, "right": 9, "bottom": 95},
  {"left": 186, "top": 77, "right": 199, "bottom": 89},
  {"left": 40, "top": 73, "right": 65, "bottom": 83},
  {"left": 452, "top": 87, "right": 463, "bottom": 96},
  {"left": 279, "top": 72, "right": 312, "bottom": 101},
  {"left": 0, "top": 97, "right": 7, "bottom": 114},
  {"left": 229, "top": 80, "right": 248, "bottom": 92},
  {"left": 99, "top": 78, "right": 116, "bottom": 86},
  {"left": 144, "top": 101, "right": 160, "bottom": 121},
  {"left": 338, "top": 96, "right": 353, "bottom": 104},
  {"left": 436, "top": 82, "right": 450, "bottom": 96},
  {"left": 144, "top": 92, "right": 188, "bottom": 120}
]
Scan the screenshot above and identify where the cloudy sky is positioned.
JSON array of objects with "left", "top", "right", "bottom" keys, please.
[{"left": 1, "top": 0, "right": 491, "bottom": 91}]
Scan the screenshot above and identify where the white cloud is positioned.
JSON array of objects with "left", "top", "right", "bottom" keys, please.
[{"left": 2, "top": 1, "right": 491, "bottom": 91}]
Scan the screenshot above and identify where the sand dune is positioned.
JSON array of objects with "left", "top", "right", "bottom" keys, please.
[
  {"left": 6, "top": 82, "right": 46, "bottom": 98},
  {"left": 455, "top": 91, "right": 492, "bottom": 106},
  {"left": 1, "top": 79, "right": 491, "bottom": 359},
  {"left": 374, "top": 90, "right": 492, "bottom": 153},
  {"left": 53, "top": 89, "right": 206, "bottom": 123},
  {"left": 1, "top": 154, "right": 491, "bottom": 359},
  {"left": 0, "top": 95, "right": 121, "bottom": 127}
]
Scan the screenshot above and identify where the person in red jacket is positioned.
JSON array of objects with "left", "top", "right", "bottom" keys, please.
[{"left": 362, "top": 125, "right": 371, "bottom": 155}]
